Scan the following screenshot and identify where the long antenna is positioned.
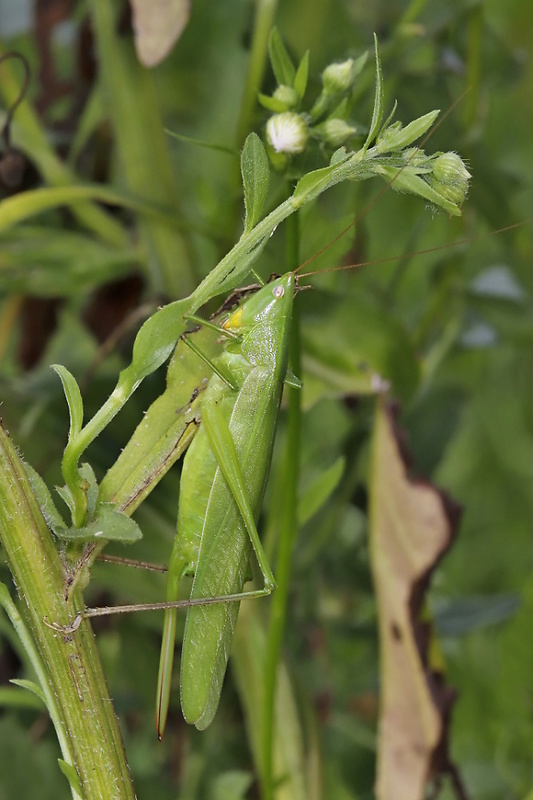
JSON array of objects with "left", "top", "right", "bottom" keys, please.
[{"left": 298, "top": 219, "right": 533, "bottom": 279}]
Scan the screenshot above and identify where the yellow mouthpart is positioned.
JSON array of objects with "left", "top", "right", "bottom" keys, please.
[{"left": 223, "top": 307, "right": 243, "bottom": 330}]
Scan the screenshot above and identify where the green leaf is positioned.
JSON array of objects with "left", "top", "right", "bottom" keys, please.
[
  {"left": 268, "top": 28, "right": 295, "bottom": 86},
  {"left": 78, "top": 462, "right": 99, "bottom": 520},
  {"left": 372, "top": 163, "right": 462, "bottom": 216},
  {"left": 352, "top": 50, "right": 369, "bottom": 79},
  {"left": 377, "top": 98, "right": 398, "bottom": 138},
  {"left": 330, "top": 147, "right": 350, "bottom": 166},
  {"left": 434, "top": 594, "right": 521, "bottom": 636},
  {"left": 363, "top": 33, "right": 384, "bottom": 151},
  {"left": 0, "top": 684, "right": 46, "bottom": 710},
  {"left": 292, "top": 163, "right": 337, "bottom": 206},
  {"left": 0, "top": 226, "right": 139, "bottom": 297},
  {"left": 241, "top": 133, "right": 270, "bottom": 233},
  {"left": 10, "top": 678, "right": 47, "bottom": 707},
  {"left": 56, "top": 503, "right": 143, "bottom": 543},
  {"left": 55, "top": 484, "right": 75, "bottom": 519},
  {"left": 376, "top": 110, "right": 440, "bottom": 153},
  {"left": 293, "top": 50, "right": 309, "bottom": 99},
  {"left": 23, "top": 463, "right": 66, "bottom": 534},
  {"left": 57, "top": 759, "right": 83, "bottom": 798},
  {"left": 298, "top": 456, "right": 345, "bottom": 526},
  {"left": 257, "top": 92, "right": 290, "bottom": 113},
  {"left": 0, "top": 184, "right": 174, "bottom": 234},
  {"left": 123, "top": 297, "right": 190, "bottom": 386},
  {"left": 51, "top": 364, "right": 84, "bottom": 442},
  {"left": 165, "top": 128, "right": 238, "bottom": 156},
  {"left": 99, "top": 324, "right": 220, "bottom": 513}
]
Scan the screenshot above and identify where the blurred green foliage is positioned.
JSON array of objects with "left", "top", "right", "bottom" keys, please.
[{"left": 0, "top": 1, "right": 532, "bottom": 798}]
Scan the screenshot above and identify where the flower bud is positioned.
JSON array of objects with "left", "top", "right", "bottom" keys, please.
[
  {"left": 316, "top": 118, "right": 357, "bottom": 147},
  {"left": 429, "top": 152, "right": 471, "bottom": 207},
  {"left": 266, "top": 112, "right": 308, "bottom": 154},
  {"left": 322, "top": 58, "right": 355, "bottom": 94},
  {"left": 432, "top": 152, "right": 471, "bottom": 185},
  {"left": 273, "top": 84, "right": 299, "bottom": 110}
]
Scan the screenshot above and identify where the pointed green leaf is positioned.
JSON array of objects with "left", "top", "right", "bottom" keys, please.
[
  {"left": 330, "top": 147, "right": 350, "bottom": 166},
  {"left": 52, "top": 364, "right": 84, "bottom": 442},
  {"left": 293, "top": 50, "right": 309, "bottom": 99},
  {"left": 57, "top": 503, "right": 143, "bottom": 543},
  {"left": 352, "top": 50, "right": 369, "bottom": 79},
  {"left": 23, "top": 463, "right": 67, "bottom": 534},
  {"left": 165, "top": 128, "right": 238, "bottom": 156},
  {"left": 376, "top": 98, "right": 398, "bottom": 140},
  {"left": 298, "top": 457, "right": 345, "bottom": 526},
  {"left": 58, "top": 759, "right": 84, "bottom": 798},
  {"left": 241, "top": 133, "right": 270, "bottom": 232},
  {"left": 10, "top": 678, "right": 47, "bottom": 706},
  {"left": 123, "top": 297, "right": 190, "bottom": 386},
  {"left": 258, "top": 92, "right": 291, "bottom": 113},
  {"left": 293, "top": 163, "right": 337, "bottom": 205},
  {"left": 0, "top": 683, "right": 46, "bottom": 710},
  {"left": 372, "top": 163, "right": 462, "bottom": 215},
  {"left": 79, "top": 462, "right": 99, "bottom": 519},
  {"left": 55, "top": 484, "right": 75, "bottom": 518},
  {"left": 376, "top": 110, "right": 440, "bottom": 153},
  {"left": 100, "top": 323, "right": 219, "bottom": 513},
  {"left": 363, "top": 33, "right": 384, "bottom": 151},
  {"left": 0, "top": 184, "right": 173, "bottom": 234},
  {"left": 268, "top": 28, "right": 295, "bottom": 86}
]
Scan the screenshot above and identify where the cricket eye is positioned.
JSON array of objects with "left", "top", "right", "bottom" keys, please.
[{"left": 272, "top": 285, "right": 284, "bottom": 299}]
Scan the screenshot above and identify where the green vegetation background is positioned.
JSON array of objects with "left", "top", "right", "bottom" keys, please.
[{"left": 0, "top": 1, "right": 532, "bottom": 798}]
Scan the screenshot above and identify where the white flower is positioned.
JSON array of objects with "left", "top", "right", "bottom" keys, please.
[{"left": 266, "top": 112, "right": 308, "bottom": 154}]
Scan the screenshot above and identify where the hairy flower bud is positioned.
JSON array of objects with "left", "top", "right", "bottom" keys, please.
[
  {"left": 429, "top": 152, "right": 471, "bottom": 207},
  {"left": 322, "top": 58, "right": 355, "bottom": 94},
  {"left": 432, "top": 152, "right": 471, "bottom": 185},
  {"left": 317, "top": 118, "right": 357, "bottom": 147},
  {"left": 266, "top": 112, "right": 308, "bottom": 154},
  {"left": 272, "top": 84, "right": 299, "bottom": 110}
]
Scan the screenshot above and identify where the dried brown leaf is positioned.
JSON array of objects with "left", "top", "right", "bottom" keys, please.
[
  {"left": 130, "top": 0, "right": 190, "bottom": 67},
  {"left": 369, "top": 399, "right": 462, "bottom": 800}
]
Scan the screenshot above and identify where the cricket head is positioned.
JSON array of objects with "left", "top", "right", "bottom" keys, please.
[{"left": 222, "top": 272, "right": 296, "bottom": 334}]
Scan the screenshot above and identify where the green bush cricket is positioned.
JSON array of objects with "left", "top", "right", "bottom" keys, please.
[{"left": 156, "top": 272, "right": 297, "bottom": 733}]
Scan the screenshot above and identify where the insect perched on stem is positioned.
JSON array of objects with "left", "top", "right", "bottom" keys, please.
[{"left": 156, "top": 273, "right": 297, "bottom": 734}]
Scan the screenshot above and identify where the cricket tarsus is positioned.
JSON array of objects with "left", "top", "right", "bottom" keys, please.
[{"left": 46, "top": 586, "right": 275, "bottom": 636}]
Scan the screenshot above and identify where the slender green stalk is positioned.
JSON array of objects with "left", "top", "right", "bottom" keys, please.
[
  {"left": 0, "top": 424, "right": 135, "bottom": 799},
  {"left": 261, "top": 210, "right": 302, "bottom": 799},
  {"left": 236, "top": 0, "right": 280, "bottom": 144},
  {"left": 464, "top": 4, "right": 483, "bottom": 130},
  {"left": 89, "top": 0, "right": 196, "bottom": 296}
]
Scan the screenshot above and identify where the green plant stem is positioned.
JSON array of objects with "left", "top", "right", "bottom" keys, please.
[
  {"left": 0, "top": 424, "right": 135, "bottom": 799},
  {"left": 464, "top": 4, "right": 483, "bottom": 130},
  {"left": 261, "top": 210, "right": 302, "bottom": 799},
  {"left": 89, "top": 0, "right": 196, "bottom": 296},
  {"left": 236, "top": 0, "right": 280, "bottom": 145}
]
